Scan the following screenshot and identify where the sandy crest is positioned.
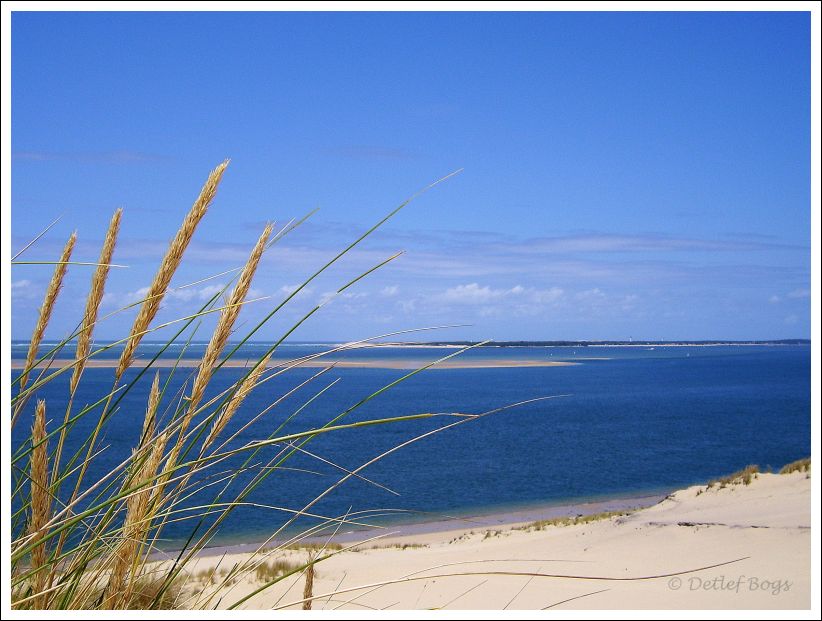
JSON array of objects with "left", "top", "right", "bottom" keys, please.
[{"left": 171, "top": 471, "right": 811, "bottom": 610}]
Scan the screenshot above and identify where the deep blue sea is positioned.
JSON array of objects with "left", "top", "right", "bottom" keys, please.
[{"left": 11, "top": 342, "right": 811, "bottom": 547}]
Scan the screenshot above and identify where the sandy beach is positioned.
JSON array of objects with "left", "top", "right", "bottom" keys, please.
[
  {"left": 162, "top": 469, "right": 811, "bottom": 610},
  {"left": 10, "top": 358, "right": 578, "bottom": 370}
]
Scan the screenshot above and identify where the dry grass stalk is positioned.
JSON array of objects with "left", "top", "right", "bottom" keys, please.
[
  {"left": 71, "top": 209, "right": 122, "bottom": 394},
  {"left": 60, "top": 159, "right": 229, "bottom": 551},
  {"left": 164, "top": 223, "right": 272, "bottom": 474},
  {"left": 203, "top": 354, "right": 270, "bottom": 452},
  {"left": 52, "top": 160, "right": 228, "bottom": 577},
  {"left": 20, "top": 233, "right": 77, "bottom": 389},
  {"left": 54, "top": 162, "right": 228, "bottom": 590},
  {"left": 115, "top": 161, "right": 229, "bottom": 380},
  {"left": 140, "top": 372, "right": 162, "bottom": 447},
  {"left": 104, "top": 430, "right": 169, "bottom": 609},
  {"left": 186, "top": 222, "right": 272, "bottom": 417},
  {"left": 302, "top": 553, "right": 315, "bottom": 610},
  {"left": 28, "top": 400, "right": 51, "bottom": 607}
]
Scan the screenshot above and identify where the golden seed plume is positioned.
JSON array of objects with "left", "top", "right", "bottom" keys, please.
[
  {"left": 71, "top": 209, "right": 122, "bottom": 394},
  {"left": 187, "top": 222, "right": 272, "bottom": 416},
  {"left": 203, "top": 354, "right": 270, "bottom": 452},
  {"left": 115, "top": 161, "right": 229, "bottom": 380},
  {"left": 140, "top": 371, "right": 162, "bottom": 447},
  {"left": 105, "top": 429, "right": 169, "bottom": 609},
  {"left": 28, "top": 400, "right": 51, "bottom": 605},
  {"left": 20, "top": 233, "right": 76, "bottom": 389},
  {"left": 161, "top": 223, "right": 271, "bottom": 490}
]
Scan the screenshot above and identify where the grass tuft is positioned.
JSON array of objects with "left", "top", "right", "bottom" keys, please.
[
  {"left": 514, "top": 509, "right": 632, "bottom": 532},
  {"left": 254, "top": 558, "right": 302, "bottom": 583},
  {"left": 707, "top": 465, "right": 760, "bottom": 489},
  {"left": 779, "top": 457, "right": 810, "bottom": 475},
  {"left": 280, "top": 542, "right": 343, "bottom": 552},
  {"left": 363, "top": 542, "right": 428, "bottom": 551}
]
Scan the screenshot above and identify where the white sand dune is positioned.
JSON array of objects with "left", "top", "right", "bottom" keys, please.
[{"left": 174, "top": 470, "right": 811, "bottom": 610}]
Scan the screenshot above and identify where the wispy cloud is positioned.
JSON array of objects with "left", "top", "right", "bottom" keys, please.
[
  {"left": 319, "top": 290, "right": 368, "bottom": 306},
  {"left": 12, "top": 150, "right": 166, "bottom": 164},
  {"left": 787, "top": 288, "right": 810, "bottom": 299},
  {"left": 768, "top": 288, "right": 810, "bottom": 305},
  {"left": 497, "top": 233, "right": 802, "bottom": 254},
  {"left": 11, "top": 218, "right": 809, "bottom": 341},
  {"left": 395, "top": 282, "right": 640, "bottom": 322},
  {"left": 10, "top": 279, "right": 38, "bottom": 300},
  {"left": 309, "top": 225, "right": 803, "bottom": 255},
  {"left": 323, "top": 145, "right": 419, "bottom": 160},
  {"left": 438, "top": 283, "right": 530, "bottom": 305},
  {"left": 432, "top": 283, "right": 567, "bottom": 318},
  {"left": 102, "top": 283, "right": 232, "bottom": 308},
  {"left": 14, "top": 222, "right": 810, "bottom": 292},
  {"left": 278, "top": 284, "right": 314, "bottom": 298}
]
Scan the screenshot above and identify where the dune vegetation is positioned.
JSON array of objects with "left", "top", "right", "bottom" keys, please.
[{"left": 10, "top": 161, "right": 501, "bottom": 609}]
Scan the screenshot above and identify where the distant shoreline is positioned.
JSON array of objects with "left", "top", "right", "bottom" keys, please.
[
  {"left": 10, "top": 358, "right": 579, "bottom": 370},
  {"left": 371, "top": 339, "right": 811, "bottom": 348}
]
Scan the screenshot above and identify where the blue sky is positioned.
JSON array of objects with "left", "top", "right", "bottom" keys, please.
[{"left": 11, "top": 10, "right": 810, "bottom": 341}]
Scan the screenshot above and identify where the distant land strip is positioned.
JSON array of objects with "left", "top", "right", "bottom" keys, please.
[
  {"left": 11, "top": 358, "right": 579, "bottom": 371},
  {"left": 376, "top": 339, "right": 811, "bottom": 347}
]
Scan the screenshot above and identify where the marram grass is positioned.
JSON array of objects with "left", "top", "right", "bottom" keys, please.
[
  {"left": 115, "top": 160, "right": 229, "bottom": 381},
  {"left": 10, "top": 162, "right": 494, "bottom": 610},
  {"left": 19, "top": 232, "right": 76, "bottom": 391}
]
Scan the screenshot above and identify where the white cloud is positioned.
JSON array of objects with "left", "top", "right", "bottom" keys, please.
[
  {"left": 575, "top": 288, "right": 606, "bottom": 301},
  {"left": 192, "top": 284, "right": 227, "bottom": 301},
  {"left": 769, "top": 295, "right": 781, "bottom": 304},
  {"left": 619, "top": 294, "right": 639, "bottom": 311},
  {"left": 11, "top": 280, "right": 39, "bottom": 301},
  {"left": 407, "top": 283, "right": 645, "bottom": 322},
  {"left": 102, "top": 286, "right": 149, "bottom": 307},
  {"left": 530, "top": 287, "right": 564, "bottom": 304},
  {"left": 102, "top": 283, "right": 234, "bottom": 307},
  {"left": 420, "top": 283, "right": 567, "bottom": 318},
  {"left": 318, "top": 290, "right": 368, "bottom": 306},
  {"left": 439, "top": 283, "right": 528, "bottom": 304},
  {"left": 787, "top": 288, "right": 810, "bottom": 299},
  {"left": 380, "top": 285, "right": 399, "bottom": 297},
  {"left": 279, "top": 284, "right": 314, "bottom": 298}
]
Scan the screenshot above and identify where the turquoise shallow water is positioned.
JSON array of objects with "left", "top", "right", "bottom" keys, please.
[{"left": 11, "top": 343, "right": 811, "bottom": 547}]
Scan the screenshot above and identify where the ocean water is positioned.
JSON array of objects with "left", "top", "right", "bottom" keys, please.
[{"left": 11, "top": 343, "right": 811, "bottom": 547}]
